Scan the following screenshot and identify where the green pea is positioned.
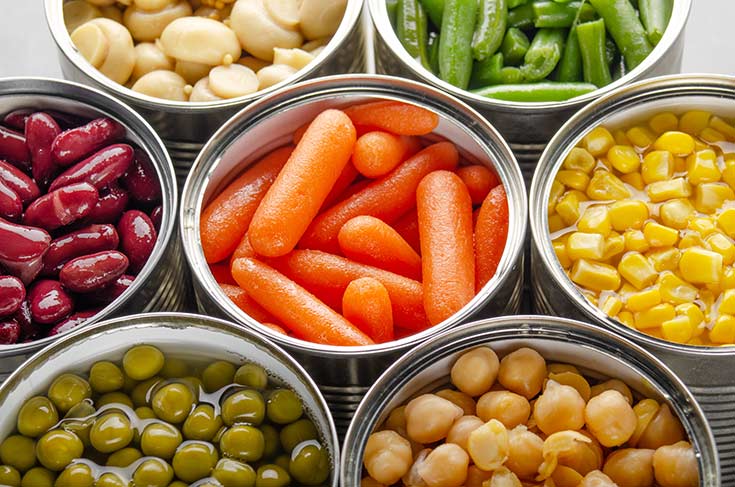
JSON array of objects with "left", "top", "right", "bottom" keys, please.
[
  {"left": 89, "top": 361, "right": 125, "bottom": 394},
  {"left": 167, "top": 482, "right": 188, "bottom": 487},
  {"left": 255, "top": 465, "right": 290, "bottom": 487},
  {"left": 47, "top": 375, "right": 92, "bottom": 414},
  {"left": 289, "top": 442, "right": 330, "bottom": 485},
  {"left": 95, "top": 472, "right": 127, "bottom": 487},
  {"left": 0, "top": 435, "right": 36, "bottom": 472},
  {"left": 140, "top": 422, "right": 182, "bottom": 459},
  {"left": 181, "top": 376, "right": 204, "bottom": 396},
  {"left": 171, "top": 441, "right": 219, "bottom": 483},
  {"left": 96, "top": 392, "right": 134, "bottom": 409},
  {"left": 54, "top": 463, "right": 93, "bottom": 487},
  {"left": 123, "top": 345, "right": 165, "bottom": 381},
  {"left": 131, "top": 377, "right": 162, "bottom": 408},
  {"left": 220, "top": 425, "right": 265, "bottom": 463},
  {"left": 35, "top": 430, "right": 83, "bottom": 471},
  {"left": 183, "top": 404, "right": 223, "bottom": 441},
  {"left": 89, "top": 412, "right": 133, "bottom": 454},
  {"left": 274, "top": 454, "right": 290, "bottom": 471},
  {"left": 212, "top": 458, "right": 256, "bottom": 487},
  {"left": 279, "top": 419, "right": 318, "bottom": 453},
  {"left": 202, "top": 361, "right": 236, "bottom": 392},
  {"left": 122, "top": 374, "right": 138, "bottom": 393},
  {"left": 134, "top": 406, "right": 157, "bottom": 420},
  {"left": 20, "top": 467, "right": 55, "bottom": 487},
  {"left": 106, "top": 447, "right": 142, "bottom": 467},
  {"left": 61, "top": 402, "right": 95, "bottom": 447},
  {"left": 159, "top": 358, "right": 189, "bottom": 379},
  {"left": 266, "top": 390, "right": 302, "bottom": 425},
  {"left": 261, "top": 424, "right": 281, "bottom": 459},
  {"left": 234, "top": 364, "right": 268, "bottom": 390},
  {"left": 17, "top": 397, "right": 59, "bottom": 438},
  {"left": 0, "top": 465, "right": 20, "bottom": 487},
  {"left": 132, "top": 459, "right": 174, "bottom": 487},
  {"left": 222, "top": 390, "right": 265, "bottom": 426},
  {"left": 151, "top": 383, "right": 195, "bottom": 423}
]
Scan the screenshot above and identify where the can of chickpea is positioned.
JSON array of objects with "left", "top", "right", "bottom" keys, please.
[
  {"left": 341, "top": 315, "right": 720, "bottom": 486},
  {"left": 179, "top": 74, "right": 527, "bottom": 434},
  {"left": 0, "top": 77, "right": 189, "bottom": 381},
  {"left": 44, "top": 0, "right": 366, "bottom": 188},
  {"left": 530, "top": 74, "right": 735, "bottom": 481}
]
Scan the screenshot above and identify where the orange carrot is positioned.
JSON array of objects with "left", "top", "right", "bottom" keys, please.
[
  {"left": 220, "top": 283, "right": 279, "bottom": 324},
  {"left": 261, "top": 322, "right": 288, "bottom": 334},
  {"left": 229, "top": 232, "right": 256, "bottom": 268},
  {"left": 300, "top": 142, "right": 459, "bottom": 253},
  {"left": 248, "top": 109, "right": 356, "bottom": 257},
  {"left": 457, "top": 165, "right": 500, "bottom": 205},
  {"left": 320, "top": 162, "right": 360, "bottom": 211},
  {"left": 231, "top": 257, "right": 373, "bottom": 346},
  {"left": 417, "top": 170, "right": 475, "bottom": 325},
  {"left": 400, "top": 136, "right": 423, "bottom": 158},
  {"left": 352, "top": 131, "right": 407, "bottom": 178},
  {"left": 342, "top": 277, "right": 394, "bottom": 343},
  {"left": 200, "top": 146, "right": 293, "bottom": 263},
  {"left": 293, "top": 121, "right": 311, "bottom": 144},
  {"left": 393, "top": 210, "right": 421, "bottom": 255},
  {"left": 338, "top": 215, "right": 422, "bottom": 280},
  {"left": 342, "top": 101, "right": 439, "bottom": 136},
  {"left": 209, "top": 263, "right": 236, "bottom": 285},
  {"left": 475, "top": 185, "right": 509, "bottom": 291}
]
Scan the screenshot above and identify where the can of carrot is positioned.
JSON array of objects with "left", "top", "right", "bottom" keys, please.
[
  {"left": 530, "top": 74, "right": 735, "bottom": 481},
  {"left": 180, "top": 74, "right": 527, "bottom": 435}
]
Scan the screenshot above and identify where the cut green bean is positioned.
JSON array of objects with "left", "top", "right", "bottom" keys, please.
[
  {"left": 471, "top": 82, "right": 598, "bottom": 101},
  {"left": 612, "top": 55, "right": 627, "bottom": 80},
  {"left": 557, "top": 26, "right": 582, "bottom": 82},
  {"left": 532, "top": 1, "right": 596, "bottom": 28},
  {"left": 520, "top": 28, "right": 566, "bottom": 82},
  {"left": 577, "top": 19, "right": 613, "bottom": 88},
  {"left": 507, "top": 0, "right": 528, "bottom": 8},
  {"left": 397, "top": 0, "right": 431, "bottom": 68},
  {"left": 438, "top": 0, "right": 478, "bottom": 89},
  {"left": 472, "top": 0, "right": 508, "bottom": 61},
  {"left": 419, "top": 0, "right": 446, "bottom": 28},
  {"left": 387, "top": 0, "right": 399, "bottom": 27},
  {"left": 470, "top": 52, "right": 505, "bottom": 87},
  {"left": 501, "top": 27, "right": 531, "bottom": 65},
  {"left": 508, "top": 3, "right": 534, "bottom": 29},
  {"left": 588, "top": 0, "right": 653, "bottom": 69},
  {"left": 428, "top": 31, "right": 441, "bottom": 74},
  {"left": 605, "top": 36, "right": 619, "bottom": 65},
  {"left": 639, "top": 0, "right": 673, "bottom": 45}
]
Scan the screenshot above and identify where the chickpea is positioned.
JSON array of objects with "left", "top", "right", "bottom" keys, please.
[
  {"left": 123, "top": 1, "right": 193, "bottom": 42},
  {"left": 450, "top": 347, "right": 499, "bottom": 397},
  {"left": 299, "top": 0, "right": 347, "bottom": 40},
  {"left": 467, "top": 419, "right": 509, "bottom": 471},
  {"left": 404, "top": 394, "right": 463, "bottom": 444},
  {"left": 446, "top": 415, "right": 483, "bottom": 452},
  {"left": 230, "top": 0, "right": 303, "bottom": 62},
  {"left": 533, "top": 380, "right": 586, "bottom": 435},
  {"left": 578, "top": 470, "right": 618, "bottom": 487},
  {"left": 485, "top": 466, "right": 522, "bottom": 487},
  {"left": 435, "top": 389, "right": 476, "bottom": 416},
  {"left": 131, "top": 70, "right": 190, "bottom": 101},
  {"left": 547, "top": 363, "right": 580, "bottom": 375},
  {"left": 557, "top": 431, "right": 603, "bottom": 476},
  {"left": 71, "top": 18, "right": 136, "bottom": 84},
  {"left": 383, "top": 406, "right": 407, "bottom": 435},
  {"left": 132, "top": 42, "right": 174, "bottom": 81},
  {"left": 546, "top": 371, "right": 591, "bottom": 402},
  {"left": 256, "top": 64, "right": 297, "bottom": 90},
  {"left": 551, "top": 464, "right": 584, "bottom": 486},
  {"left": 476, "top": 391, "right": 530, "bottom": 429},
  {"left": 360, "top": 478, "right": 385, "bottom": 487},
  {"left": 160, "top": 17, "right": 241, "bottom": 66},
  {"left": 629, "top": 399, "right": 661, "bottom": 447},
  {"left": 401, "top": 448, "right": 429, "bottom": 487},
  {"left": 64, "top": 0, "right": 102, "bottom": 33},
  {"left": 416, "top": 443, "right": 469, "bottom": 487},
  {"left": 653, "top": 441, "right": 699, "bottom": 487},
  {"left": 637, "top": 404, "right": 685, "bottom": 450},
  {"left": 363, "top": 430, "right": 412, "bottom": 486},
  {"left": 602, "top": 448, "right": 655, "bottom": 487},
  {"left": 208, "top": 64, "right": 259, "bottom": 99},
  {"left": 537, "top": 430, "right": 592, "bottom": 480},
  {"left": 464, "top": 465, "right": 493, "bottom": 487},
  {"left": 590, "top": 379, "right": 634, "bottom": 404},
  {"left": 189, "top": 77, "right": 223, "bottom": 102},
  {"left": 585, "top": 390, "right": 637, "bottom": 447},
  {"left": 505, "top": 425, "right": 543, "bottom": 480},
  {"left": 498, "top": 347, "right": 546, "bottom": 399}
]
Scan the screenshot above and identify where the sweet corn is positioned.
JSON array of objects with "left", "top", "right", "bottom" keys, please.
[
  {"left": 679, "top": 110, "right": 711, "bottom": 135},
  {"left": 646, "top": 248, "right": 681, "bottom": 272},
  {"left": 556, "top": 190, "right": 586, "bottom": 225},
  {"left": 618, "top": 252, "right": 657, "bottom": 290},
  {"left": 586, "top": 170, "right": 631, "bottom": 201},
  {"left": 723, "top": 266, "right": 735, "bottom": 289},
  {"left": 643, "top": 222, "right": 679, "bottom": 248},
  {"left": 548, "top": 180, "right": 565, "bottom": 213},
  {"left": 706, "top": 232, "right": 735, "bottom": 265},
  {"left": 583, "top": 127, "right": 615, "bottom": 157},
  {"left": 659, "top": 272, "right": 698, "bottom": 304},
  {"left": 675, "top": 303, "right": 704, "bottom": 327},
  {"left": 548, "top": 213, "right": 566, "bottom": 233},
  {"left": 624, "top": 230, "right": 650, "bottom": 253},
  {"left": 710, "top": 315, "right": 735, "bottom": 344},
  {"left": 717, "top": 208, "right": 735, "bottom": 238},
  {"left": 567, "top": 232, "right": 606, "bottom": 260},
  {"left": 620, "top": 172, "right": 646, "bottom": 191},
  {"left": 564, "top": 147, "right": 596, "bottom": 173},
  {"left": 661, "top": 316, "right": 694, "bottom": 344},
  {"left": 556, "top": 170, "right": 590, "bottom": 191},
  {"left": 626, "top": 126, "right": 656, "bottom": 149},
  {"left": 673, "top": 156, "right": 687, "bottom": 173},
  {"left": 688, "top": 217, "right": 717, "bottom": 237},
  {"left": 709, "top": 116, "right": 735, "bottom": 140},
  {"left": 614, "top": 129, "right": 631, "bottom": 146},
  {"left": 600, "top": 294, "right": 623, "bottom": 317},
  {"left": 626, "top": 288, "right": 662, "bottom": 312},
  {"left": 653, "top": 131, "right": 695, "bottom": 156},
  {"left": 679, "top": 247, "right": 723, "bottom": 284},
  {"left": 553, "top": 239, "right": 572, "bottom": 268},
  {"left": 607, "top": 145, "right": 641, "bottom": 174},
  {"left": 603, "top": 233, "right": 625, "bottom": 260},
  {"left": 649, "top": 112, "right": 679, "bottom": 135},
  {"left": 686, "top": 149, "right": 720, "bottom": 184},
  {"left": 641, "top": 151, "right": 673, "bottom": 184},
  {"left": 570, "top": 259, "right": 621, "bottom": 292},
  {"left": 722, "top": 164, "right": 735, "bottom": 191},
  {"left": 658, "top": 199, "right": 693, "bottom": 230},
  {"left": 677, "top": 231, "right": 706, "bottom": 250},
  {"left": 634, "top": 303, "right": 675, "bottom": 330},
  {"left": 617, "top": 311, "right": 634, "bottom": 327},
  {"left": 577, "top": 206, "right": 611, "bottom": 237},
  {"left": 646, "top": 178, "right": 691, "bottom": 203},
  {"left": 694, "top": 182, "right": 735, "bottom": 214},
  {"left": 700, "top": 128, "right": 726, "bottom": 144},
  {"left": 609, "top": 200, "right": 648, "bottom": 231}
]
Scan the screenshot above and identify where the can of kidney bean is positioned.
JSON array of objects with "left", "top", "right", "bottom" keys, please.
[
  {"left": 530, "top": 74, "right": 735, "bottom": 481},
  {"left": 180, "top": 74, "right": 527, "bottom": 435},
  {"left": 44, "top": 0, "right": 366, "bottom": 189},
  {"left": 0, "top": 77, "right": 188, "bottom": 380},
  {"left": 367, "top": 0, "right": 691, "bottom": 184},
  {"left": 341, "top": 315, "right": 720, "bottom": 485}
]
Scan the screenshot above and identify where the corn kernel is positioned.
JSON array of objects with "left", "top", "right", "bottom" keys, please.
[
  {"left": 673, "top": 156, "right": 687, "bottom": 173},
  {"left": 723, "top": 267, "right": 735, "bottom": 289},
  {"left": 634, "top": 303, "right": 675, "bottom": 330},
  {"left": 564, "top": 147, "right": 597, "bottom": 173},
  {"left": 646, "top": 178, "right": 692, "bottom": 202},
  {"left": 675, "top": 303, "right": 704, "bottom": 327},
  {"left": 620, "top": 172, "right": 646, "bottom": 191},
  {"left": 609, "top": 200, "right": 648, "bottom": 231},
  {"left": 548, "top": 180, "right": 565, "bottom": 213},
  {"left": 699, "top": 128, "right": 726, "bottom": 144},
  {"left": 659, "top": 199, "right": 694, "bottom": 230},
  {"left": 679, "top": 247, "right": 723, "bottom": 284},
  {"left": 626, "top": 288, "right": 662, "bottom": 312},
  {"left": 686, "top": 149, "right": 721, "bottom": 185},
  {"left": 587, "top": 171, "right": 631, "bottom": 201},
  {"left": 721, "top": 164, "right": 735, "bottom": 192},
  {"left": 706, "top": 232, "right": 735, "bottom": 265},
  {"left": 617, "top": 311, "right": 634, "bottom": 327},
  {"left": 583, "top": 127, "right": 615, "bottom": 157},
  {"left": 649, "top": 112, "right": 679, "bottom": 135},
  {"left": 679, "top": 110, "right": 711, "bottom": 135},
  {"left": 709, "top": 116, "right": 735, "bottom": 140},
  {"left": 641, "top": 150, "right": 674, "bottom": 184},
  {"left": 618, "top": 252, "right": 658, "bottom": 290},
  {"left": 678, "top": 231, "right": 706, "bottom": 249},
  {"left": 608, "top": 145, "right": 641, "bottom": 174},
  {"left": 653, "top": 131, "right": 696, "bottom": 156},
  {"left": 710, "top": 315, "right": 735, "bottom": 344},
  {"left": 613, "top": 130, "right": 631, "bottom": 146},
  {"left": 627, "top": 126, "right": 656, "bottom": 149},
  {"left": 556, "top": 190, "right": 585, "bottom": 225},
  {"left": 647, "top": 248, "right": 681, "bottom": 272},
  {"left": 567, "top": 232, "right": 606, "bottom": 260},
  {"left": 548, "top": 213, "right": 566, "bottom": 233},
  {"left": 659, "top": 271, "right": 698, "bottom": 304},
  {"left": 577, "top": 206, "right": 612, "bottom": 237},
  {"left": 570, "top": 259, "right": 621, "bottom": 292},
  {"left": 661, "top": 316, "right": 694, "bottom": 344},
  {"left": 688, "top": 217, "right": 717, "bottom": 236},
  {"left": 600, "top": 294, "right": 623, "bottom": 317},
  {"left": 553, "top": 240, "right": 572, "bottom": 268},
  {"left": 717, "top": 208, "right": 735, "bottom": 237},
  {"left": 603, "top": 233, "right": 625, "bottom": 260},
  {"left": 624, "top": 230, "right": 650, "bottom": 253},
  {"left": 694, "top": 182, "right": 735, "bottom": 214},
  {"left": 556, "top": 170, "right": 590, "bottom": 191},
  {"left": 643, "top": 221, "right": 679, "bottom": 247},
  {"left": 720, "top": 289, "right": 735, "bottom": 315}
]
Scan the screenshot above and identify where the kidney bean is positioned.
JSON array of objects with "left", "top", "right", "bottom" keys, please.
[
  {"left": 0, "top": 255, "right": 44, "bottom": 285},
  {"left": 0, "top": 217, "right": 51, "bottom": 262},
  {"left": 28, "top": 279, "right": 74, "bottom": 325},
  {"left": 51, "top": 117, "right": 125, "bottom": 166},
  {"left": 150, "top": 205, "right": 163, "bottom": 232},
  {"left": 118, "top": 210, "right": 157, "bottom": 274},
  {"left": 0, "top": 319, "right": 20, "bottom": 344},
  {"left": 0, "top": 125, "right": 30, "bottom": 167},
  {"left": 25, "top": 113, "right": 61, "bottom": 189},
  {"left": 0, "top": 180, "right": 22, "bottom": 220},
  {"left": 49, "top": 309, "right": 99, "bottom": 336},
  {"left": 43, "top": 224, "right": 119, "bottom": 275},
  {"left": 122, "top": 148, "right": 162, "bottom": 203},
  {"left": 3, "top": 110, "right": 31, "bottom": 130},
  {"left": 49, "top": 143, "right": 134, "bottom": 192},
  {"left": 47, "top": 111, "right": 89, "bottom": 130},
  {"left": 93, "top": 274, "right": 135, "bottom": 304},
  {"left": 23, "top": 182, "right": 99, "bottom": 231},
  {"left": 0, "top": 275, "right": 25, "bottom": 316},
  {"left": 59, "top": 251, "right": 129, "bottom": 293},
  {"left": 13, "top": 300, "right": 41, "bottom": 342},
  {"left": 0, "top": 160, "right": 40, "bottom": 204},
  {"left": 83, "top": 183, "right": 129, "bottom": 225}
]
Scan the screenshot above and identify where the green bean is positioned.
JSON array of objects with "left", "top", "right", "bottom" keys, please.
[
  {"left": 419, "top": 0, "right": 446, "bottom": 28},
  {"left": 577, "top": 19, "right": 612, "bottom": 88},
  {"left": 532, "top": 1, "right": 596, "bottom": 28},
  {"left": 612, "top": 55, "right": 627, "bottom": 80},
  {"left": 639, "top": 0, "right": 673, "bottom": 45},
  {"left": 605, "top": 36, "right": 619, "bottom": 65},
  {"left": 588, "top": 0, "right": 653, "bottom": 69},
  {"left": 387, "top": 0, "right": 399, "bottom": 27},
  {"left": 428, "top": 31, "right": 441, "bottom": 74},
  {"left": 438, "top": 0, "right": 478, "bottom": 89},
  {"left": 397, "top": 0, "right": 431, "bottom": 69},
  {"left": 507, "top": 0, "right": 528, "bottom": 8},
  {"left": 508, "top": 3, "right": 534, "bottom": 29},
  {"left": 472, "top": 0, "right": 508, "bottom": 61},
  {"left": 520, "top": 28, "right": 566, "bottom": 82},
  {"left": 557, "top": 26, "right": 582, "bottom": 82},
  {"left": 501, "top": 27, "right": 530, "bottom": 66},
  {"left": 471, "top": 52, "right": 504, "bottom": 87},
  {"left": 471, "top": 82, "right": 597, "bottom": 101}
]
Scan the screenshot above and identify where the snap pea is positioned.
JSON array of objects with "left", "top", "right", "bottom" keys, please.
[
  {"left": 557, "top": 26, "right": 582, "bottom": 82},
  {"left": 577, "top": 19, "right": 613, "bottom": 88},
  {"left": 588, "top": 0, "right": 653, "bottom": 69},
  {"left": 471, "top": 81, "right": 597, "bottom": 101},
  {"left": 532, "top": 1, "right": 596, "bottom": 28},
  {"left": 520, "top": 28, "right": 566, "bottom": 82},
  {"left": 428, "top": 32, "right": 441, "bottom": 74},
  {"left": 387, "top": 0, "right": 399, "bottom": 27},
  {"left": 639, "top": 0, "right": 673, "bottom": 45},
  {"left": 397, "top": 0, "right": 431, "bottom": 69},
  {"left": 501, "top": 27, "right": 530, "bottom": 66},
  {"left": 419, "top": 0, "right": 446, "bottom": 28},
  {"left": 507, "top": 0, "right": 528, "bottom": 8},
  {"left": 507, "top": 3, "right": 534, "bottom": 29},
  {"left": 438, "top": 0, "right": 478, "bottom": 89},
  {"left": 472, "top": 0, "right": 508, "bottom": 61}
]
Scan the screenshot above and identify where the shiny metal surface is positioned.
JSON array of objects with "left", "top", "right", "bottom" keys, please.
[
  {"left": 341, "top": 315, "right": 720, "bottom": 486},
  {"left": 0, "top": 77, "right": 188, "bottom": 381},
  {"left": 530, "top": 74, "right": 735, "bottom": 482}
]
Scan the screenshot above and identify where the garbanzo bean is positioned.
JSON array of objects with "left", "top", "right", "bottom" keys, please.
[
  {"left": 363, "top": 430, "right": 412, "bottom": 486},
  {"left": 160, "top": 16, "right": 241, "bottom": 66},
  {"left": 464, "top": 465, "right": 493, "bottom": 487},
  {"left": 476, "top": 391, "right": 530, "bottom": 429},
  {"left": 590, "top": 379, "right": 634, "bottom": 404},
  {"left": 497, "top": 348, "right": 546, "bottom": 399},
  {"left": 533, "top": 380, "right": 586, "bottom": 435},
  {"left": 638, "top": 404, "right": 686, "bottom": 450},
  {"left": 467, "top": 419, "right": 509, "bottom": 471},
  {"left": 123, "top": 1, "right": 192, "bottom": 42},
  {"left": 450, "top": 347, "right": 499, "bottom": 397},
  {"left": 360, "top": 477, "right": 384, "bottom": 487},
  {"left": 579, "top": 470, "right": 618, "bottom": 486},
  {"left": 585, "top": 390, "right": 637, "bottom": 447},
  {"left": 404, "top": 394, "right": 463, "bottom": 444},
  {"left": 505, "top": 425, "right": 543, "bottom": 480},
  {"left": 416, "top": 444, "right": 469, "bottom": 487},
  {"left": 435, "top": 389, "right": 476, "bottom": 416},
  {"left": 602, "top": 448, "right": 655, "bottom": 487},
  {"left": 557, "top": 431, "right": 603, "bottom": 477},
  {"left": 653, "top": 441, "right": 698, "bottom": 487},
  {"left": 446, "top": 415, "right": 483, "bottom": 452},
  {"left": 400, "top": 448, "right": 429, "bottom": 487}
]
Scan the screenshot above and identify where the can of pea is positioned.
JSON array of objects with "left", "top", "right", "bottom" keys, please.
[{"left": 530, "top": 74, "right": 735, "bottom": 481}]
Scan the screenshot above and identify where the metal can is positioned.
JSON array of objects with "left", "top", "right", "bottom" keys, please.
[
  {"left": 180, "top": 74, "right": 527, "bottom": 434},
  {"left": 44, "top": 0, "right": 366, "bottom": 189},
  {"left": 0, "top": 312, "right": 339, "bottom": 487},
  {"left": 0, "top": 77, "right": 188, "bottom": 381},
  {"left": 341, "top": 315, "right": 720, "bottom": 485},
  {"left": 530, "top": 74, "right": 735, "bottom": 482},
  {"left": 367, "top": 0, "right": 692, "bottom": 183}
]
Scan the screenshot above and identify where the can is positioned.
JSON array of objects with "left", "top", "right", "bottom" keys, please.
[
  {"left": 530, "top": 74, "right": 735, "bottom": 481},
  {"left": 0, "top": 312, "right": 339, "bottom": 487},
  {"left": 180, "top": 74, "right": 527, "bottom": 434},
  {"left": 0, "top": 77, "right": 188, "bottom": 381},
  {"left": 341, "top": 315, "right": 720, "bottom": 485},
  {"left": 44, "top": 0, "right": 367, "bottom": 189},
  {"left": 367, "top": 0, "right": 692, "bottom": 184}
]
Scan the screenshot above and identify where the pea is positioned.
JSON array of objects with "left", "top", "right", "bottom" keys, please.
[
  {"left": 159, "top": 358, "right": 189, "bottom": 379},
  {"left": 135, "top": 406, "right": 157, "bottom": 420},
  {"left": 274, "top": 454, "right": 290, "bottom": 471},
  {"left": 36, "top": 430, "right": 83, "bottom": 471},
  {"left": 220, "top": 425, "right": 265, "bottom": 463},
  {"left": 123, "top": 345, "right": 165, "bottom": 381},
  {"left": 289, "top": 442, "right": 329, "bottom": 485},
  {"left": 255, "top": 465, "right": 290, "bottom": 487},
  {"left": 89, "top": 412, "right": 134, "bottom": 453},
  {"left": 171, "top": 441, "right": 219, "bottom": 483},
  {"left": 261, "top": 424, "right": 281, "bottom": 459},
  {"left": 95, "top": 472, "right": 127, "bottom": 487},
  {"left": 234, "top": 363, "right": 268, "bottom": 390},
  {"left": 212, "top": 458, "right": 256, "bottom": 487},
  {"left": 141, "top": 422, "right": 182, "bottom": 459},
  {"left": 106, "top": 447, "right": 143, "bottom": 467},
  {"left": 202, "top": 361, "right": 236, "bottom": 392},
  {"left": 47, "top": 375, "right": 92, "bottom": 414},
  {"left": 151, "top": 383, "right": 195, "bottom": 423},
  {"left": 122, "top": 374, "right": 138, "bottom": 394},
  {"left": 279, "top": 419, "right": 318, "bottom": 453},
  {"left": 222, "top": 390, "right": 265, "bottom": 426},
  {"left": 0, "top": 435, "right": 36, "bottom": 472},
  {"left": 183, "top": 404, "right": 223, "bottom": 441},
  {"left": 0, "top": 465, "right": 20, "bottom": 487},
  {"left": 20, "top": 467, "right": 55, "bottom": 487},
  {"left": 181, "top": 376, "right": 204, "bottom": 396},
  {"left": 54, "top": 463, "right": 93, "bottom": 487},
  {"left": 89, "top": 361, "right": 125, "bottom": 394},
  {"left": 132, "top": 459, "right": 174, "bottom": 487},
  {"left": 64, "top": 401, "right": 95, "bottom": 420},
  {"left": 131, "top": 377, "right": 163, "bottom": 408},
  {"left": 266, "top": 390, "right": 302, "bottom": 425},
  {"left": 96, "top": 392, "right": 134, "bottom": 409},
  {"left": 17, "top": 397, "right": 59, "bottom": 438},
  {"left": 168, "top": 482, "right": 188, "bottom": 487}
]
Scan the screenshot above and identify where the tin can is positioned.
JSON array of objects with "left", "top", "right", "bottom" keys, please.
[
  {"left": 530, "top": 74, "right": 735, "bottom": 481},
  {"left": 44, "top": 0, "right": 366, "bottom": 189},
  {"left": 367, "top": 0, "right": 692, "bottom": 184},
  {"left": 180, "top": 74, "right": 527, "bottom": 434},
  {"left": 0, "top": 312, "right": 339, "bottom": 487},
  {"left": 341, "top": 315, "right": 720, "bottom": 485},
  {"left": 0, "top": 77, "right": 188, "bottom": 381}
]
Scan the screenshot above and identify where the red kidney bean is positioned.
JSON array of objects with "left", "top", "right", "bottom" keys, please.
[
  {"left": 118, "top": 210, "right": 157, "bottom": 274},
  {"left": 0, "top": 255, "right": 44, "bottom": 285},
  {"left": 0, "top": 275, "right": 25, "bottom": 316},
  {"left": 26, "top": 113, "right": 61, "bottom": 189},
  {"left": 84, "top": 183, "right": 129, "bottom": 224},
  {"left": 3, "top": 110, "right": 31, "bottom": 130},
  {"left": 0, "top": 180, "right": 22, "bottom": 220},
  {"left": 51, "top": 117, "right": 125, "bottom": 166},
  {"left": 122, "top": 148, "right": 162, "bottom": 203},
  {"left": 0, "top": 125, "right": 30, "bottom": 167},
  {"left": 28, "top": 279, "right": 74, "bottom": 324},
  {"left": 150, "top": 205, "right": 163, "bottom": 232},
  {"left": 23, "top": 182, "right": 99, "bottom": 230},
  {"left": 0, "top": 319, "right": 20, "bottom": 344},
  {"left": 43, "top": 224, "right": 119, "bottom": 275},
  {"left": 13, "top": 300, "right": 40, "bottom": 342},
  {"left": 93, "top": 274, "right": 135, "bottom": 304},
  {"left": 0, "top": 217, "right": 51, "bottom": 262},
  {"left": 49, "top": 309, "right": 99, "bottom": 336},
  {"left": 49, "top": 143, "right": 134, "bottom": 192},
  {"left": 59, "top": 250, "right": 128, "bottom": 293},
  {"left": 0, "top": 160, "right": 40, "bottom": 204}
]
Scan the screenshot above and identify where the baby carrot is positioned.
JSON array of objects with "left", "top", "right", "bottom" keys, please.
[
  {"left": 262, "top": 323, "right": 288, "bottom": 335},
  {"left": 231, "top": 257, "right": 373, "bottom": 346},
  {"left": 475, "top": 184, "right": 509, "bottom": 290},
  {"left": 352, "top": 131, "right": 409, "bottom": 178},
  {"left": 200, "top": 145, "right": 292, "bottom": 263},
  {"left": 220, "top": 283, "right": 278, "bottom": 324},
  {"left": 338, "top": 215, "right": 422, "bottom": 280},
  {"left": 300, "top": 142, "right": 459, "bottom": 253},
  {"left": 320, "top": 162, "right": 359, "bottom": 211},
  {"left": 292, "top": 120, "right": 310, "bottom": 144},
  {"left": 393, "top": 210, "right": 421, "bottom": 254},
  {"left": 209, "top": 262, "right": 236, "bottom": 285},
  {"left": 248, "top": 109, "right": 356, "bottom": 257},
  {"left": 417, "top": 170, "right": 475, "bottom": 325},
  {"left": 342, "top": 277, "right": 395, "bottom": 343},
  {"left": 342, "top": 101, "right": 439, "bottom": 136},
  {"left": 229, "top": 232, "right": 256, "bottom": 268},
  {"left": 457, "top": 165, "right": 500, "bottom": 204}
]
